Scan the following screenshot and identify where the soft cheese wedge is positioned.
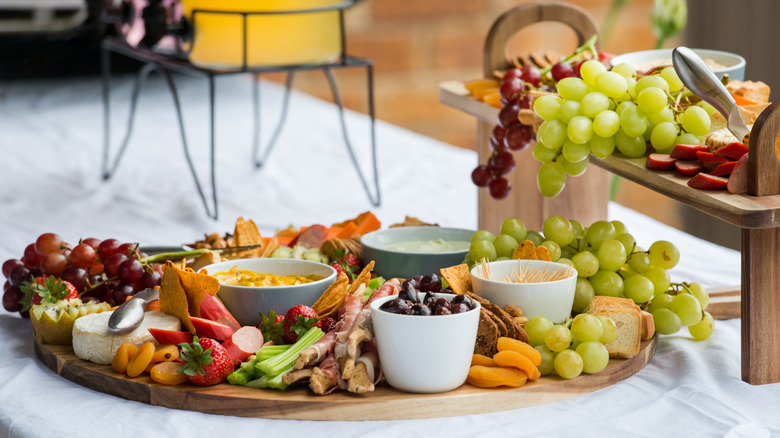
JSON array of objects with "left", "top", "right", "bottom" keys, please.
[{"left": 72, "top": 311, "right": 181, "bottom": 364}]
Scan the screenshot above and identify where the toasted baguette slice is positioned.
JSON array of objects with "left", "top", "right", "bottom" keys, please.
[
  {"left": 588, "top": 296, "right": 641, "bottom": 359},
  {"left": 640, "top": 311, "right": 655, "bottom": 341}
]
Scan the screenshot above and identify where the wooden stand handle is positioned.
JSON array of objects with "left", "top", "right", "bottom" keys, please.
[
  {"left": 483, "top": 1, "right": 599, "bottom": 77},
  {"left": 748, "top": 99, "right": 780, "bottom": 196}
]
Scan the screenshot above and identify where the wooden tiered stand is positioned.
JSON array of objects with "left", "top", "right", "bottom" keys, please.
[
  {"left": 443, "top": 2, "right": 610, "bottom": 234},
  {"left": 442, "top": 2, "right": 780, "bottom": 385}
]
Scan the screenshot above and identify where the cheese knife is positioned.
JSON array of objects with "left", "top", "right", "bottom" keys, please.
[{"left": 672, "top": 46, "right": 750, "bottom": 142}]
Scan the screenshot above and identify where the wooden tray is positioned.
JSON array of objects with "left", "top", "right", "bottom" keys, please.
[{"left": 34, "top": 337, "right": 657, "bottom": 420}]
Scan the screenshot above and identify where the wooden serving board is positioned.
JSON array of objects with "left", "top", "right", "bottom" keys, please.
[{"left": 34, "top": 337, "right": 656, "bottom": 420}]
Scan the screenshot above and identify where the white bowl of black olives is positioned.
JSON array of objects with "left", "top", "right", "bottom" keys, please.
[{"left": 371, "top": 273, "right": 480, "bottom": 393}]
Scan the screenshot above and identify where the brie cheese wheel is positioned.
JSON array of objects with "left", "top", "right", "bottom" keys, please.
[{"left": 72, "top": 311, "right": 181, "bottom": 364}]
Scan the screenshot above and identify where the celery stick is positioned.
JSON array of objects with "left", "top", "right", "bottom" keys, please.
[
  {"left": 266, "top": 365, "right": 294, "bottom": 390},
  {"left": 256, "top": 327, "right": 324, "bottom": 376},
  {"left": 240, "top": 357, "right": 260, "bottom": 375},
  {"left": 227, "top": 368, "right": 252, "bottom": 386},
  {"left": 257, "top": 344, "right": 292, "bottom": 361},
  {"left": 246, "top": 375, "right": 270, "bottom": 389}
]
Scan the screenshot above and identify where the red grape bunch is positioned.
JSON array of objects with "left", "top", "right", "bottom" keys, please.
[
  {"left": 470, "top": 35, "right": 613, "bottom": 201},
  {"left": 471, "top": 65, "right": 541, "bottom": 200},
  {"left": 2, "top": 233, "right": 163, "bottom": 317}
]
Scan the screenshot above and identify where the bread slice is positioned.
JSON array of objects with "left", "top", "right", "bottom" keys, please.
[
  {"left": 588, "top": 296, "right": 641, "bottom": 359},
  {"left": 641, "top": 311, "right": 655, "bottom": 341},
  {"left": 726, "top": 80, "right": 771, "bottom": 104}
]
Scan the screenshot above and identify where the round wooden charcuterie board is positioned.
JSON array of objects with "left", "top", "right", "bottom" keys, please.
[{"left": 34, "top": 336, "right": 656, "bottom": 420}]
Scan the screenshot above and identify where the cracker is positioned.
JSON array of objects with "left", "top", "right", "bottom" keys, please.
[
  {"left": 512, "top": 240, "right": 539, "bottom": 260},
  {"left": 440, "top": 264, "right": 472, "bottom": 295},
  {"left": 312, "top": 272, "right": 349, "bottom": 317},
  {"left": 347, "top": 261, "right": 374, "bottom": 297},
  {"left": 535, "top": 245, "right": 552, "bottom": 262},
  {"left": 474, "top": 308, "right": 499, "bottom": 357},
  {"left": 160, "top": 262, "right": 196, "bottom": 334},
  {"left": 259, "top": 236, "right": 280, "bottom": 258},
  {"left": 176, "top": 265, "right": 220, "bottom": 318}
]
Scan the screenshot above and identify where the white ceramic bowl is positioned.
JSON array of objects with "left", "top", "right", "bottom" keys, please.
[
  {"left": 470, "top": 259, "right": 577, "bottom": 323},
  {"left": 203, "top": 258, "right": 336, "bottom": 326},
  {"left": 370, "top": 293, "right": 480, "bottom": 393},
  {"left": 611, "top": 48, "right": 746, "bottom": 81}
]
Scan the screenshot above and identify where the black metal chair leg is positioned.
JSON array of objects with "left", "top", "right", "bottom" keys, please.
[
  {"left": 323, "top": 66, "right": 380, "bottom": 206},
  {"left": 156, "top": 67, "right": 218, "bottom": 219},
  {"left": 253, "top": 71, "right": 295, "bottom": 168},
  {"left": 103, "top": 62, "right": 157, "bottom": 180}
]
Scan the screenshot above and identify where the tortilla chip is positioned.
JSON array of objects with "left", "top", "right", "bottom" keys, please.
[
  {"left": 312, "top": 273, "right": 349, "bottom": 316},
  {"left": 389, "top": 216, "right": 438, "bottom": 228},
  {"left": 160, "top": 262, "right": 196, "bottom": 334},
  {"left": 440, "top": 264, "right": 472, "bottom": 295},
  {"left": 176, "top": 266, "right": 221, "bottom": 318},
  {"left": 347, "top": 261, "right": 374, "bottom": 296},
  {"left": 512, "top": 240, "right": 539, "bottom": 260},
  {"left": 535, "top": 246, "right": 552, "bottom": 262},
  {"left": 233, "top": 217, "right": 265, "bottom": 258},
  {"left": 259, "top": 236, "right": 280, "bottom": 258}
]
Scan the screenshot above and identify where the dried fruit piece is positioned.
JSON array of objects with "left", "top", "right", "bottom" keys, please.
[
  {"left": 126, "top": 342, "right": 156, "bottom": 378},
  {"left": 112, "top": 342, "right": 139, "bottom": 374},
  {"left": 150, "top": 361, "right": 188, "bottom": 385}
]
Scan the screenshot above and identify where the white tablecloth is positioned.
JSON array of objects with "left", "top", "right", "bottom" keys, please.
[{"left": 0, "top": 74, "right": 777, "bottom": 438}]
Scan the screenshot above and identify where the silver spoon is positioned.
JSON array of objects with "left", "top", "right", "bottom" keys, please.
[
  {"left": 672, "top": 46, "right": 750, "bottom": 142},
  {"left": 107, "top": 288, "right": 160, "bottom": 335}
]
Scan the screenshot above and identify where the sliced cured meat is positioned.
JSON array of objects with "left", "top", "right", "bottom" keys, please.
[
  {"left": 645, "top": 153, "right": 677, "bottom": 171},
  {"left": 222, "top": 326, "right": 264, "bottom": 365},
  {"left": 688, "top": 173, "right": 728, "bottom": 190},
  {"left": 148, "top": 328, "right": 194, "bottom": 345},
  {"left": 294, "top": 330, "right": 337, "bottom": 369},
  {"left": 713, "top": 142, "right": 748, "bottom": 160},
  {"left": 670, "top": 144, "right": 708, "bottom": 160},
  {"left": 727, "top": 153, "right": 749, "bottom": 194},
  {"left": 199, "top": 293, "right": 241, "bottom": 331},
  {"left": 710, "top": 161, "right": 737, "bottom": 176},
  {"left": 294, "top": 224, "right": 328, "bottom": 249},
  {"left": 363, "top": 279, "right": 401, "bottom": 308},
  {"left": 695, "top": 151, "right": 730, "bottom": 172},
  {"left": 189, "top": 316, "right": 235, "bottom": 341},
  {"left": 675, "top": 159, "right": 703, "bottom": 176}
]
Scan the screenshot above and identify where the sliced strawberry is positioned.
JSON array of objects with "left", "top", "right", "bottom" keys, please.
[
  {"left": 189, "top": 317, "right": 235, "bottom": 341},
  {"left": 710, "top": 161, "right": 738, "bottom": 176},
  {"left": 646, "top": 153, "right": 677, "bottom": 171},
  {"left": 713, "top": 142, "right": 748, "bottom": 160},
  {"left": 670, "top": 144, "right": 708, "bottom": 160},
  {"left": 675, "top": 159, "right": 703, "bottom": 176},
  {"left": 148, "top": 328, "right": 194, "bottom": 345},
  {"left": 688, "top": 173, "right": 729, "bottom": 190},
  {"left": 695, "top": 151, "right": 730, "bottom": 172}
]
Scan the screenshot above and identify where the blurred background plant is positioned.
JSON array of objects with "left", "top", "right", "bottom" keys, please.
[{"left": 652, "top": 0, "right": 688, "bottom": 49}]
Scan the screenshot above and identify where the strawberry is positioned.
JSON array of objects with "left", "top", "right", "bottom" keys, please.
[
  {"left": 330, "top": 249, "right": 362, "bottom": 283},
  {"left": 19, "top": 276, "right": 79, "bottom": 311},
  {"left": 178, "top": 337, "right": 233, "bottom": 386},
  {"left": 320, "top": 316, "right": 338, "bottom": 333},
  {"left": 258, "top": 311, "right": 285, "bottom": 345},
  {"left": 283, "top": 305, "right": 321, "bottom": 344}
]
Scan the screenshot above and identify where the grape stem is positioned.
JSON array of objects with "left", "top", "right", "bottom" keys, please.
[{"left": 539, "top": 34, "right": 599, "bottom": 76}]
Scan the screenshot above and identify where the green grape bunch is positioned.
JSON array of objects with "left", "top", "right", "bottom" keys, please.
[
  {"left": 532, "top": 58, "right": 715, "bottom": 198},
  {"left": 467, "top": 216, "right": 714, "bottom": 341}
]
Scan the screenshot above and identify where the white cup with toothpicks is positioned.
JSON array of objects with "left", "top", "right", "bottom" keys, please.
[{"left": 470, "top": 259, "right": 577, "bottom": 323}]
